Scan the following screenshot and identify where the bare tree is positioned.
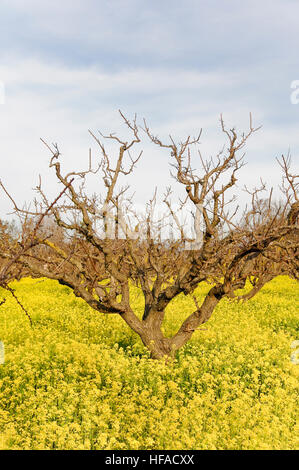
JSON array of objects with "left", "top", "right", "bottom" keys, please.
[
  {"left": 2, "top": 112, "right": 298, "bottom": 359},
  {"left": 0, "top": 181, "right": 73, "bottom": 324}
]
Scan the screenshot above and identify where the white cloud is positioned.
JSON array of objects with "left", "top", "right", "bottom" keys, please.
[{"left": 0, "top": 32, "right": 299, "bottom": 216}]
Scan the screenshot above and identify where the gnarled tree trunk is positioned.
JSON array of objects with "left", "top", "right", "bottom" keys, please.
[{"left": 126, "top": 285, "right": 225, "bottom": 360}]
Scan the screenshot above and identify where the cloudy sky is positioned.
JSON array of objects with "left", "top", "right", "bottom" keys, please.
[{"left": 0, "top": 0, "right": 298, "bottom": 218}]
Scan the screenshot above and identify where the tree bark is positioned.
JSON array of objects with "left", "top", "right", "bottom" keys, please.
[
  {"left": 142, "top": 336, "right": 172, "bottom": 360},
  {"left": 169, "top": 284, "right": 224, "bottom": 353},
  {"left": 120, "top": 287, "right": 225, "bottom": 359},
  {"left": 141, "top": 309, "right": 172, "bottom": 359}
]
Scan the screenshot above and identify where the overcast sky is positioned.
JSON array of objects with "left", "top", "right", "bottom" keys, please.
[{"left": 0, "top": 0, "right": 298, "bottom": 219}]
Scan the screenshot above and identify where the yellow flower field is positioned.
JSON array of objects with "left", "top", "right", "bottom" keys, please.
[{"left": 0, "top": 276, "right": 298, "bottom": 450}]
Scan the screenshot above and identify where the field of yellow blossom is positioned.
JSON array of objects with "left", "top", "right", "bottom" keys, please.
[{"left": 0, "top": 276, "right": 298, "bottom": 450}]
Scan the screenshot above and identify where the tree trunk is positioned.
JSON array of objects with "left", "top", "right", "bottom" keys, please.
[
  {"left": 140, "top": 310, "right": 173, "bottom": 359},
  {"left": 122, "top": 287, "right": 224, "bottom": 360},
  {"left": 169, "top": 284, "right": 224, "bottom": 352},
  {"left": 141, "top": 333, "right": 173, "bottom": 360}
]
